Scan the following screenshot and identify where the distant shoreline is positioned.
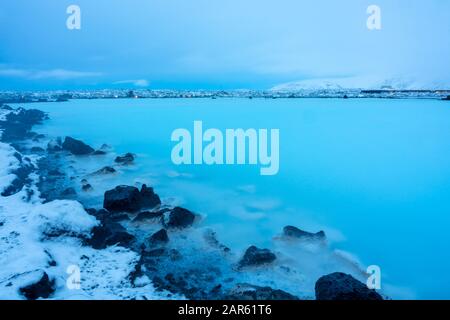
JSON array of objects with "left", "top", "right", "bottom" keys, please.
[{"left": 1, "top": 88, "right": 450, "bottom": 104}]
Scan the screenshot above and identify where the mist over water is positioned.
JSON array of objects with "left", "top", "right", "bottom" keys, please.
[{"left": 25, "top": 98, "right": 450, "bottom": 299}]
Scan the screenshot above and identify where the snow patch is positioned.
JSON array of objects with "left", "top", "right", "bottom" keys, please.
[
  {"left": 0, "top": 142, "right": 20, "bottom": 192},
  {"left": 0, "top": 143, "right": 173, "bottom": 300}
]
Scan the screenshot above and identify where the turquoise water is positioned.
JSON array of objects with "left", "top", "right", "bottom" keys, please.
[{"left": 25, "top": 98, "right": 450, "bottom": 299}]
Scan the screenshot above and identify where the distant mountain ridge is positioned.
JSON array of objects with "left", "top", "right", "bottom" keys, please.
[{"left": 271, "top": 76, "right": 450, "bottom": 91}]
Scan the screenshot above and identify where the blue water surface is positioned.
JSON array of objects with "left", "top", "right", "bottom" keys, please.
[{"left": 25, "top": 98, "right": 450, "bottom": 299}]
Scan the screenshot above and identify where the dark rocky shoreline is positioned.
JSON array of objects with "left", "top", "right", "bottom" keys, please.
[{"left": 0, "top": 103, "right": 383, "bottom": 300}]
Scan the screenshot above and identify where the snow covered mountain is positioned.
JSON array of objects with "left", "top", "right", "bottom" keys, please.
[{"left": 271, "top": 76, "right": 450, "bottom": 91}]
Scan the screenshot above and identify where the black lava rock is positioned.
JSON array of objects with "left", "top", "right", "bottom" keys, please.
[
  {"left": 0, "top": 107, "right": 47, "bottom": 142},
  {"left": 139, "top": 184, "right": 161, "bottom": 209},
  {"left": 239, "top": 246, "right": 276, "bottom": 268},
  {"left": 103, "top": 185, "right": 161, "bottom": 213},
  {"left": 224, "top": 284, "right": 299, "bottom": 300},
  {"left": 82, "top": 184, "right": 93, "bottom": 192},
  {"left": 86, "top": 221, "right": 135, "bottom": 249},
  {"left": 133, "top": 210, "right": 166, "bottom": 223},
  {"left": 93, "top": 166, "right": 116, "bottom": 175},
  {"left": 148, "top": 229, "right": 169, "bottom": 246},
  {"left": 315, "top": 272, "right": 383, "bottom": 300},
  {"left": 92, "top": 150, "right": 107, "bottom": 155},
  {"left": 19, "top": 272, "right": 55, "bottom": 300},
  {"left": 283, "top": 226, "right": 326, "bottom": 241},
  {"left": 166, "top": 207, "right": 196, "bottom": 229},
  {"left": 104, "top": 186, "right": 141, "bottom": 212},
  {"left": 62, "top": 137, "right": 94, "bottom": 155},
  {"left": 115, "top": 152, "right": 135, "bottom": 165},
  {"left": 85, "top": 208, "right": 129, "bottom": 223}
]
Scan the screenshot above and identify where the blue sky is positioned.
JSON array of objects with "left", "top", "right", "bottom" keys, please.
[{"left": 0, "top": 0, "right": 449, "bottom": 90}]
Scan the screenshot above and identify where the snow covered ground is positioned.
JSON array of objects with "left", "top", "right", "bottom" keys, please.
[{"left": 0, "top": 141, "right": 176, "bottom": 300}]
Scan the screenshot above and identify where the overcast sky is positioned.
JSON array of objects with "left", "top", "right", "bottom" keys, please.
[{"left": 0, "top": 0, "right": 449, "bottom": 90}]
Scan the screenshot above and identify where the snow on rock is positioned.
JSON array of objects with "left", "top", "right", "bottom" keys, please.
[
  {"left": 0, "top": 142, "right": 21, "bottom": 193},
  {"left": 29, "top": 200, "right": 99, "bottom": 239}
]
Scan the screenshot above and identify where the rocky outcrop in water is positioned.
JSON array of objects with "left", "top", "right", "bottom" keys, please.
[
  {"left": 0, "top": 106, "right": 47, "bottom": 142},
  {"left": 166, "top": 207, "right": 196, "bottom": 229},
  {"left": 224, "top": 283, "right": 299, "bottom": 300},
  {"left": 115, "top": 152, "right": 135, "bottom": 165},
  {"left": 148, "top": 229, "right": 169, "bottom": 246},
  {"left": 62, "top": 136, "right": 95, "bottom": 155},
  {"left": 133, "top": 209, "right": 167, "bottom": 223},
  {"left": 282, "top": 225, "right": 326, "bottom": 241},
  {"left": 92, "top": 166, "right": 116, "bottom": 175},
  {"left": 92, "top": 150, "right": 107, "bottom": 155},
  {"left": 238, "top": 246, "right": 276, "bottom": 268},
  {"left": 103, "top": 184, "right": 161, "bottom": 213},
  {"left": 315, "top": 272, "right": 383, "bottom": 300}
]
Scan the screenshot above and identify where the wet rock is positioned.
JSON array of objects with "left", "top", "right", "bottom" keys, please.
[
  {"left": 0, "top": 107, "right": 47, "bottom": 142},
  {"left": 92, "top": 150, "right": 107, "bottom": 155},
  {"left": 19, "top": 272, "right": 55, "bottom": 300},
  {"left": 224, "top": 284, "right": 299, "bottom": 300},
  {"left": 148, "top": 229, "right": 169, "bottom": 246},
  {"left": 283, "top": 226, "right": 326, "bottom": 241},
  {"left": 86, "top": 220, "right": 135, "bottom": 249},
  {"left": 104, "top": 186, "right": 143, "bottom": 212},
  {"left": 82, "top": 184, "right": 93, "bottom": 192},
  {"left": 166, "top": 207, "right": 196, "bottom": 229},
  {"left": 115, "top": 152, "right": 135, "bottom": 165},
  {"left": 139, "top": 184, "right": 161, "bottom": 209},
  {"left": 93, "top": 166, "right": 116, "bottom": 175},
  {"left": 62, "top": 136, "right": 94, "bottom": 155},
  {"left": 85, "top": 208, "right": 129, "bottom": 223},
  {"left": 315, "top": 272, "right": 383, "bottom": 300},
  {"left": 239, "top": 246, "right": 276, "bottom": 268},
  {"left": 103, "top": 185, "right": 161, "bottom": 213},
  {"left": 152, "top": 274, "right": 188, "bottom": 294},
  {"left": 133, "top": 210, "right": 166, "bottom": 223}
]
